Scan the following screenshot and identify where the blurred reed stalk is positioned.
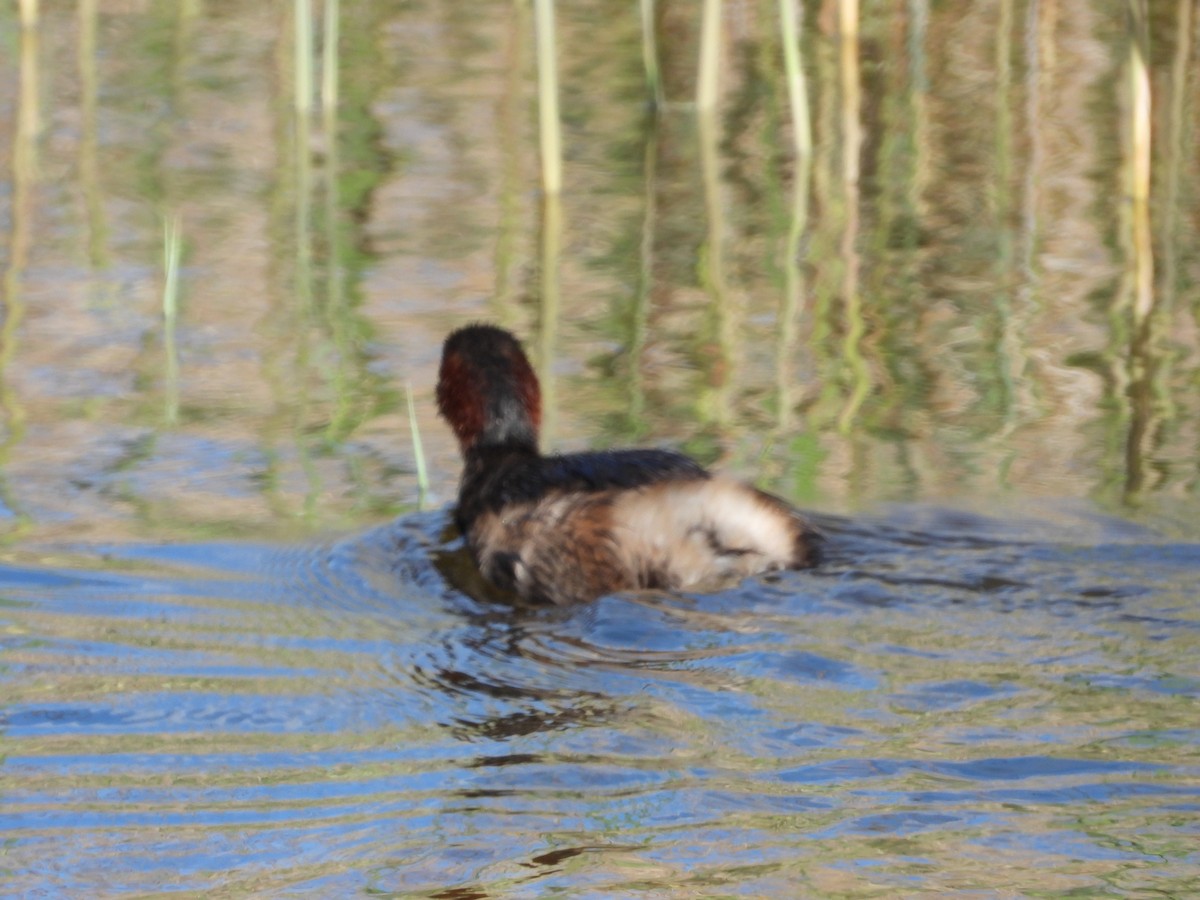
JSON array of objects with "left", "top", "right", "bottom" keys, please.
[
  {"left": 532, "top": 0, "right": 563, "bottom": 441},
  {"left": 697, "top": 0, "right": 722, "bottom": 111},
  {"left": 320, "top": 0, "right": 342, "bottom": 310},
  {"left": 780, "top": 0, "right": 812, "bottom": 163},
  {"left": 990, "top": 0, "right": 1019, "bottom": 437},
  {"left": 292, "top": 0, "right": 315, "bottom": 305},
  {"left": 1162, "top": 0, "right": 1193, "bottom": 308},
  {"left": 1, "top": 17, "right": 41, "bottom": 460},
  {"left": 294, "top": 0, "right": 314, "bottom": 115},
  {"left": 1126, "top": 0, "right": 1153, "bottom": 323},
  {"left": 777, "top": 0, "right": 813, "bottom": 430},
  {"left": 1007, "top": 0, "right": 1043, "bottom": 429},
  {"left": 321, "top": 0, "right": 358, "bottom": 445},
  {"left": 1121, "top": 0, "right": 1159, "bottom": 503},
  {"left": 78, "top": 0, "right": 109, "bottom": 270},
  {"left": 698, "top": 109, "right": 735, "bottom": 429},
  {"left": 533, "top": 0, "right": 562, "bottom": 195},
  {"left": 802, "top": 16, "right": 839, "bottom": 433},
  {"left": 1161, "top": 0, "right": 1193, "bottom": 498},
  {"left": 837, "top": 0, "right": 861, "bottom": 185},
  {"left": 321, "top": 0, "right": 339, "bottom": 123},
  {"left": 293, "top": 0, "right": 319, "bottom": 516},
  {"left": 836, "top": 0, "right": 869, "bottom": 434},
  {"left": 19, "top": 0, "right": 37, "bottom": 26},
  {"left": 405, "top": 383, "right": 429, "bottom": 510},
  {"left": 495, "top": 3, "right": 529, "bottom": 319},
  {"left": 639, "top": 0, "right": 665, "bottom": 107},
  {"left": 162, "top": 216, "right": 183, "bottom": 425}
]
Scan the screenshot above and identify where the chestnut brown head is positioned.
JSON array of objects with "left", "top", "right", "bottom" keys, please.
[{"left": 436, "top": 324, "right": 541, "bottom": 455}]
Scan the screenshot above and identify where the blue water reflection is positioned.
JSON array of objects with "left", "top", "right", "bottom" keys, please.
[{"left": 2, "top": 504, "right": 1198, "bottom": 894}]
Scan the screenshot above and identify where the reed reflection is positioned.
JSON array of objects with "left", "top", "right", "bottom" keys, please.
[{"left": 0, "top": 18, "right": 39, "bottom": 535}]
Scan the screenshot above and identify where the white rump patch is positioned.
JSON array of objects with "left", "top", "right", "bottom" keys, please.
[{"left": 610, "top": 477, "right": 799, "bottom": 588}]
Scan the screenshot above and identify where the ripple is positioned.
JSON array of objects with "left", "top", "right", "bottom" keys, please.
[{"left": 2, "top": 503, "right": 1198, "bottom": 896}]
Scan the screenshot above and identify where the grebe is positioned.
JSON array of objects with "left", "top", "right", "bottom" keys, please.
[{"left": 436, "top": 324, "right": 820, "bottom": 604}]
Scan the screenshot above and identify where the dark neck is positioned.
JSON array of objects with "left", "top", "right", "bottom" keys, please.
[
  {"left": 455, "top": 442, "right": 539, "bottom": 533},
  {"left": 463, "top": 440, "right": 538, "bottom": 478}
]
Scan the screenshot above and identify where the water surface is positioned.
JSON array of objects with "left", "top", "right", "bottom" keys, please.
[
  {"left": 3, "top": 506, "right": 1199, "bottom": 895},
  {"left": 2, "top": 0, "right": 1200, "bottom": 895}
]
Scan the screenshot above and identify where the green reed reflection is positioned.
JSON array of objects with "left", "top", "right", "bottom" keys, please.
[
  {"left": 1, "top": 0, "right": 1198, "bottom": 541},
  {"left": 627, "top": 118, "right": 658, "bottom": 435},
  {"left": 77, "top": 0, "right": 109, "bottom": 273},
  {"left": 697, "top": 109, "right": 735, "bottom": 433},
  {"left": 534, "top": 0, "right": 563, "bottom": 197},
  {"left": 1120, "top": 0, "right": 1162, "bottom": 506},
  {"left": 161, "top": 216, "right": 183, "bottom": 427},
  {"left": 776, "top": 0, "right": 814, "bottom": 427},
  {"left": 0, "top": 16, "right": 38, "bottom": 537},
  {"left": 494, "top": 1, "right": 528, "bottom": 322},
  {"left": 1158, "top": 0, "right": 1194, "bottom": 507},
  {"left": 834, "top": 0, "right": 869, "bottom": 436},
  {"left": 639, "top": 0, "right": 664, "bottom": 108},
  {"left": 697, "top": 0, "right": 722, "bottom": 112}
]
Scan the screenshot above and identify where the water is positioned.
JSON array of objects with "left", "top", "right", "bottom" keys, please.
[
  {"left": 2, "top": 0, "right": 1200, "bottom": 895},
  {"left": 3, "top": 506, "right": 1198, "bottom": 895}
]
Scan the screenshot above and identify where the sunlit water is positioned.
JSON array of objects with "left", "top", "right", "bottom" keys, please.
[
  {"left": 4, "top": 506, "right": 1198, "bottom": 895},
  {"left": 3, "top": 0, "right": 1200, "bottom": 895}
]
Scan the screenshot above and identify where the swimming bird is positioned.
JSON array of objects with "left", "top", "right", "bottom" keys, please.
[{"left": 437, "top": 324, "right": 820, "bottom": 604}]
